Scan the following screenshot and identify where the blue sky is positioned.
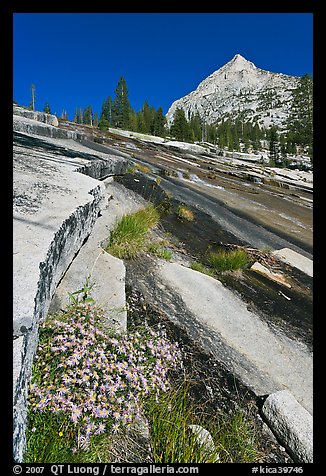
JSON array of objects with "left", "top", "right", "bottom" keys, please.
[{"left": 13, "top": 13, "right": 313, "bottom": 120}]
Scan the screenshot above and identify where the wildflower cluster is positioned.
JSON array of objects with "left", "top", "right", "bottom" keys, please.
[{"left": 28, "top": 302, "right": 182, "bottom": 451}]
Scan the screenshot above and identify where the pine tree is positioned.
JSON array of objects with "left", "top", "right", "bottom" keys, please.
[
  {"left": 189, "top": 112, "right": 202, "bottom": 142},
  {"left": 285, "top": 132, "right": 297, "bottom": 155},
  {"left": 111, "top": 76, "right": 131, "bottom": 129},
  {"left": 153, "top": 107, "right": 166, "bottom": 137},
  {"left": 98, "top": 97, "right": 112, "bottom": 131},
  {"left": 242, "top": 122, "right": 251, "bottom": 152},
  {"left": 73, "top": 107, "right": 83, "bottom": 124},
  {"left": 268, "top": 126, "right": 280, "bottom": 164},
  {"left": 136, "top": 109, "right": 145, "bottom": 133},
  {"left": 226, "top": 121, "right": 234, "bottom": 151},
  {"left": 217, "top": 120, "right": 227, "bottom": 149},
  {"left": 207, "top": 124, "right": 218, "bottom": 145},
  {"left": 141, "top": 100, "right": 153, "bottom": 134},
  {"left": 233, "top": 126, "right": 240, "bottom": 151},
  {"left": 43, "top": 102, "right": 52, "bottom": 114},
  {"left": 170, "top": 108, "right": 190, "bottom": 141},
  {"left": 279, "top": 134, "right": 289, "bottom": 167},
  {"left": 287, "top": 74, "right": 313, "bottom": 155},
  {"left": 128, "top": 108, "right": 138, "bottom": 132},
  {"left": 251, "top": 123, "right": 262, "bottom": 151},
  {"left": 83, "top": 105, "right": 93, "bottom": 126}
]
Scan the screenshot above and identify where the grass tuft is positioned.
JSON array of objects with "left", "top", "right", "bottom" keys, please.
[
  {"left": 145, "top": 384, "right": 216, "bottom": 463},
  {"left": 190, "top": 262, "right": 215, "bottom": 277},
  {"left": 147, "top": 241, "right": 172, "bottom": 261},
  {"left": 207, "top": 248, "right": 250, "bottom": 272},
  {"left": 145, "top": 383, "right": 263, "bottom": 463},
  {"left": 106, "top": 204, "right": 160, "bottom": 259}
]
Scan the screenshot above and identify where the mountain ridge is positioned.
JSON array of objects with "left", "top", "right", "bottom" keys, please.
[{"left": 166, "top": 54, "right": 300, "bottom": 130}]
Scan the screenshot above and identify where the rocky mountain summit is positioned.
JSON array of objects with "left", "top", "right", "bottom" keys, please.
[{"left": 166, "top": 54, "right": 299, "bottom": 129}]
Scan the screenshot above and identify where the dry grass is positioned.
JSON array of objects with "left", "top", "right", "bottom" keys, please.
[{"left": 176, "top": 205, "right": 195, "bottom": 222}]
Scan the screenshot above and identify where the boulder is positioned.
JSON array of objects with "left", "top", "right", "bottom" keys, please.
[
  {"left": 261, "top": 390, "right": 313, "bottom": 463},
  {"left": 188, "top": 424, "right": 220, "bottom": 462}
]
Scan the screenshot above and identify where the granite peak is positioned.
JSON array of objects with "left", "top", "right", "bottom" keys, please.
[{"left": 166, "top": 54, "right": 299, "bottom": 129}]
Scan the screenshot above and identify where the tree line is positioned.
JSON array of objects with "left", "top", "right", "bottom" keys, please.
[
  {"left": 170, "top": 108, "right": 265, "bottom": 152},
  {"left": 170, "top": 74, "right": 313, "bottom": 162},
  {"left": 72, "top": 76, "right": 167, "bottom": 138},
  {"left": 37, "top": 73, "right": 312, "bottom": 161}
]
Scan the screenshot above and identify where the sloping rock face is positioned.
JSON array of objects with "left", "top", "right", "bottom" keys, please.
[
  {"left": 13, "top": 104, "right": 59, "bottom": 126},
  {"left": 125, "top": 256, "right": 312, "bottom": 416},
  {"left": 166, "top": 54, "right": 299, "bottom": 128},
  {"left": 13, "top": 111, "right": 131, "bottom": 461},
  {"left": 13, "top": 115, "right": 87, "bottom": 141}
]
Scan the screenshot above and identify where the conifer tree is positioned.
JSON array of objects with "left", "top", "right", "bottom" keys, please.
[
  {"left": 128, "top": 108, "right": 138, "bottom": 132},
  {"left": 287, "top": 74, "right": 313, "bottom": 156},
  {"left": 268, "top": 126, "right": 280, "bottom": 164},
  {"left": 233, "top": 126, "right": 240, "bottom": 151},
  {"left": 207, "top": 124, "right": 218, "bottom": 144},
  {"left": 141, "top": 99, "right": 153, "bottom": 134},
  {"left": 111, "top": 76, "right": 131, "bottom": 129},
  {"left": 43, "top": 102, "right": 52, "bottom": 114},
  {"left": 73, "top": 107, "right": 82, "bottom": 124},
  {"left": 217, "top": 120, "right": 227, "bottom": 149},
  {"left": 83, "top": 105, "right": 93, "bottom": 126},
  {"left": 153, "top": 107, "right": 166, "bottom": 137},
  {"left": 136, "top": 109, "right": 145, "bottom": 133},
  {"left": 189, "top": 112, "right": 202, "bottom": 142},
  {"left": 73, "top": 108, "right": 78, "bottom": 123},
  {"left": 279, "top": 134, "right": 289, "bottom": 166},
  {"left": 170, "top": 108, "right": 190, "bottom": 141},
  {"left": 98, "top": 97, "right": 112, "bottom": 131},
  {"left": 251, "top": 123, "right": 262, "bottom": 151}
]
